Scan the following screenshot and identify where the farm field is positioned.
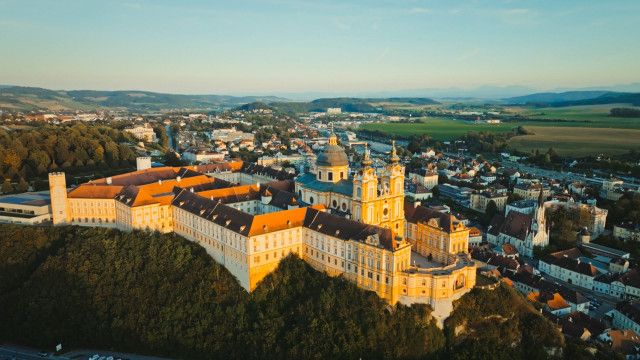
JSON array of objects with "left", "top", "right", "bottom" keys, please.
[
  {"left": 360, "top": 117, "right": 517, "bottom": 140},
  {"left": 514, "top": 104, "right": 640, "bottom": 129},
  {"left": 508, "top": 126, "right": 640, "bottom": 156},
  {"left": 361, "top": 116, "right": 640, "bottom": 157}
]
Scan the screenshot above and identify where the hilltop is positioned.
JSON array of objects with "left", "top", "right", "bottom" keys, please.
[
  {"left": 271, "top": 97, "right": 439, "bottom": 114},
  {"left": 0, "top": 224, "right": 603, "bottom": 360}
]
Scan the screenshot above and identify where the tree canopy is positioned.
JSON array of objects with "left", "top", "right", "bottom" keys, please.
[
  {"left": 0, "top": 123, "right": 137, "bottom": 187},
  {"left": 0, "top": 225, "right": 608, "bottom": 359}
]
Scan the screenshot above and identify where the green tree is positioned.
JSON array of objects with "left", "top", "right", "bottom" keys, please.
[
  {"left": 16, "top": 177, "right": 29, "bottom": 193},
  {"left": 1, "top": 179, "right": 14, "bottom": 194}
]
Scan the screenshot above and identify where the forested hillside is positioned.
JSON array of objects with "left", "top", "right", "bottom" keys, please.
[
  {"left": 0, "top": 225, "right": 605, "bottom": 359},
  {"left": 0, "top": 86, "right": 286, "bottom": 111},
  {"left": 0, "top": 123, "right": 138, "bottom": 190}
]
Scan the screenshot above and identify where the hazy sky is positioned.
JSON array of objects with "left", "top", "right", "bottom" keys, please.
[{"left": 1, "top": 0, "right": 639, "bottom": 94}]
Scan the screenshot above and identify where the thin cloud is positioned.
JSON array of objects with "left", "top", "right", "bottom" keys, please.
[{"left": 408, "top": 7, "right": 431, "bottom": 14}]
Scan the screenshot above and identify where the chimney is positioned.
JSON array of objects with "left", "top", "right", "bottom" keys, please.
[{"left": 106, "top": 177, "right": 112, "bottom": 185}]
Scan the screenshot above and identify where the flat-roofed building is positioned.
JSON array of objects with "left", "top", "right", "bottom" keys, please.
[{"left": 0, "top": 191, "right": 52, "bottom": 225}]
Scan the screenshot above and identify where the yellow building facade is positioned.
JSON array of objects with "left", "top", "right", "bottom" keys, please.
[{"left": 49, "top": 153, "right": 475, "bottom": 323}]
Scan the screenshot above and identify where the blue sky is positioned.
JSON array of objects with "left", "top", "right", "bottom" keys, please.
[{"left": 0, "top": 0, "right": 639, "bottom": 95}]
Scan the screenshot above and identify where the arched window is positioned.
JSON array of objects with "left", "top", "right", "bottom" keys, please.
[
  {"left": 332, "top": 200, "right": 337, "bottom": 208},
  {"left": 309, "top": 196, "right": 314, "bottom": 204},
  {"left": 340, "top": 172, "right": 344, "bottom": 179},
  {"left": 318, "top": 171, "right": 322, "bottom": 180},
  {"left": 328, "top": 172, "right": 333, "bottom": 181}
]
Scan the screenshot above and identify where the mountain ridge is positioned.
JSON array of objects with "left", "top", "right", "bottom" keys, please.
[{"left": 0, "top": 86, "right": 288, "bottom": 112}]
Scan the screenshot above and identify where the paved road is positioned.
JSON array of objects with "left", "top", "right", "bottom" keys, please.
[
  {"left": 0, "top": 346, "right": 68, "bottom": 360},
  {"left": 0, "top": 346, "right": 171, "bottom": 360}
]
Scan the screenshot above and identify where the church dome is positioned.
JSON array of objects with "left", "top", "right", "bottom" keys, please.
[{"left": 317, "top": 143, "right": 349, "bottom": 167}]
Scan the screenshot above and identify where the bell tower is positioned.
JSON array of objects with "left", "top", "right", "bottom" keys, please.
[
  {"left": 352, "top": 143, "right": 378, "bottom": 224},
  {"left": 380, "top": 141, "right": 405, "bottom": 234},
  {"left": 49, "top": 172, "right": 70, "bottom": 224}
]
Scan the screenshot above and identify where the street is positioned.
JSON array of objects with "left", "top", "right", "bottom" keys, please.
[
  {"left": 0, "top": 345, "right": 172, "bottom": 360},
  {"left": 0, "top": 346, "right": 67, "bottom": 360}
]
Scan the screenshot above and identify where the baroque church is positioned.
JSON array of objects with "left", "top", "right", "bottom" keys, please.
[{"left": 295, "top": 127, "right": 405, "bottom": 235}]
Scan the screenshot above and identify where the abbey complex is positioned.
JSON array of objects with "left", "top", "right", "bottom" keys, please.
[{"left": 49, "top": 130, "right": 476, "bottom": 321}]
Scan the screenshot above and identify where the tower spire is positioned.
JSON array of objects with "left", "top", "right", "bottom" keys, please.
[
  {"left": 537, "top": 187, "right": 545, "bottom": 206},
  {"left": 390, "top": 140, "right": 400, "bottom": 163},
  {"left": 362, "top": 143, "right": 372, "bottom": 168},
  {"left": 328, "top": 123, "right": 338, "bottom": 145}
]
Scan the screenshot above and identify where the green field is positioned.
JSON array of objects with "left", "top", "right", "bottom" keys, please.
[
  {"left": 508, "top": 126, "right": 640, "bottom": 156},
  {"left": 361, "top": 118, "right": 518, "bottom": 140},
  {"left": 361, "top": 115, "right": 640, "bottom": 156},
  {"left": 513, "top": 104, "right": 640, "bottom": 129}
]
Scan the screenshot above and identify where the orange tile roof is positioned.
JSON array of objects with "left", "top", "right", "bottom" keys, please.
[
  {"left": 526, "top": 291, "right": 539, "bottom": 303},
  {"left": 546, "top": 293, "right": 570, "bottom": 310},
  {"left": 90, "top": 167, "right": 180, "bottom": 186},
  {"left": 527, "top": 291, "right": 570, "bottom": 310},
  {"left": 128, "top": 175, "right": 215, "bottom": 207},
  {"left": 197, "top": 184, "right": 259, "bottom": 202},
  {"left": 68, "top": 184, "right": 123, "bottom": 199},
  {"left": 247, "top": 206, "right": 310, "bottom": 236},
  {"left": 469, "top": 226, "right": 482, "bottom": 236}
]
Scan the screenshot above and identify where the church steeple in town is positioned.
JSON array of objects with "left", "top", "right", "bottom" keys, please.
[
  {"left": 537, "top": 187, "right": 545, "bottom": 206},
  {"left": 389, "top": 140, "right": 400, "bottom": 164},
  {"left": 362, "top": 143, "right": 372, "bottom": 168},
  {"left": 328, "top": 123, "right": 338, "bottom": 146}
]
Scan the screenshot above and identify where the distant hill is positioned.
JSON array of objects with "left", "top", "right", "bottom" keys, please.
[
  {"left": 271, "top": 97, "right": 439, "bottom": 114},
  {"left": 233, "top": 101, "right": 274, "bottom": 111},
  {"left": 0, "top": 86, "right": 287, "bottom": 112},
  {"left": 504, "top": 91, "right": 620, "bottom": 105},
  {"left": 551, "top": 92, "right": 640, "bottom": 107}
]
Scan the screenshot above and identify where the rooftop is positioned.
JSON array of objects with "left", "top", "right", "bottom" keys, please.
[
  {"left": 0, "top": 191, "right": 50, "bottom": 207},
  {"left": 295, "top": 172, "right": 354, "bottom": 197}
]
